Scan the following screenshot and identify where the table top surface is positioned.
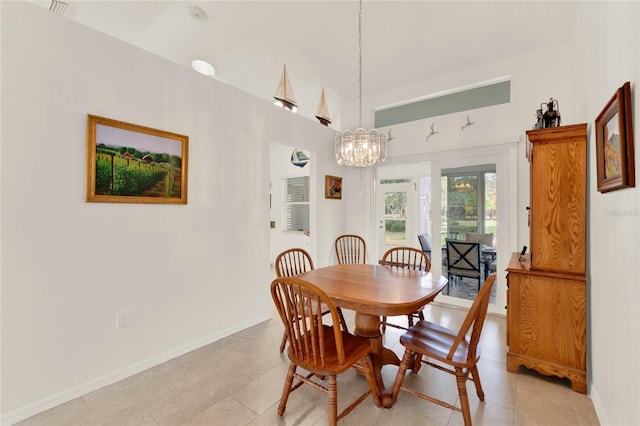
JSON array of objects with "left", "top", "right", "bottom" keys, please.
[{"left": 297, "top": 264, "right": 448, "bottom": 317}]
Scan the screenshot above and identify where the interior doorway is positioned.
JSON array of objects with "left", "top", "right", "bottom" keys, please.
[{"left": 269, "top": 143, "right": 314, "bottom": 265}]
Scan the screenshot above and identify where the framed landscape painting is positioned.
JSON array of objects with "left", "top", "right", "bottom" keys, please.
[
  {"left": 595, "top": 82, "right": 635, "bottom": 193},
  {"left": 86, "top": 115, "right": 189, "bottom": 204}
]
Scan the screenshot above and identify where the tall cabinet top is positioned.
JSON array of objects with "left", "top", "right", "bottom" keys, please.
[{"left": 525, "top": 123, "right": 588, "bottom": 274}]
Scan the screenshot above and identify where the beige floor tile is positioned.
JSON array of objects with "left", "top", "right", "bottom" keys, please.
[
  {"left": 514, "top": 368, "right": 599, "bottom": 426},
  {"left": 180, "top": 396, "right": 258, "bottom": 426},
  {"left": 231, "top": 361, "right": 293, "bottom": 415},
  {"left": 15, "top": 397, "right": 97, "bottom": 426},
  {"left": 14, "top": 303, "right": 600, "bottom": 426}
]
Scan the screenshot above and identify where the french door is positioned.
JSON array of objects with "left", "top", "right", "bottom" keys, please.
[{"left": 376, "top": 179, "right": 417, "bottom": 257}]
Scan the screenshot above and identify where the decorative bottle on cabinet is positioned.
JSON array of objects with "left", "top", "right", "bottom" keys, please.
[{"left": 506, "top": 123, "right": 587, "bottom": 393}]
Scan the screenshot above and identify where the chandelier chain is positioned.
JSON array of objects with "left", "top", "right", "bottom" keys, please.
[{"left": 358, "top": 0, "right": 363, "bottom": 128}]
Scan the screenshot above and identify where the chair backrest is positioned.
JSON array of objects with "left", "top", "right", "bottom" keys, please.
[
  {"left": 465, "top": 232, "right": 494, "bottom": 246},
  {"left": 335, "top": 234, "right": 367, "bottom": 264},
  {"left": 271, "top": 277, "right": 346, "bottom": 368},
  {"left": 446, "top": 239, "right": 481, "bottom": 274},
  {"left": 275, "top": 248, "right": 314, "bottom": 277},
  {"left": 381, "top": 246, "right": 431, "bottom": 272},
  {"left": 447, "top": 273, "right": 497, "bottom": 362},
  {"left": 417, "top": 233, "right": 432, "bottom": 254}
]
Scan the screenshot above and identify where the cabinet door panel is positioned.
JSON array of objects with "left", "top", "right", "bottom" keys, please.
[
  {"left": 528, "top": 125, "right": 586, "bottom": 273},
  {"left": 512, "top": 273, "right": 586, "bottom": 370}
]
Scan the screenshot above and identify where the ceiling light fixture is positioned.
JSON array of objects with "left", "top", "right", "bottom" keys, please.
[
  {"left": 189, "top": 5, "right": 207, "bottom": 21},
  {"left": 335, "top": 0, "right": 386, "bottom": 168},
  {"left": 191, "top": 59, "right": 216, "bottom": 76}
]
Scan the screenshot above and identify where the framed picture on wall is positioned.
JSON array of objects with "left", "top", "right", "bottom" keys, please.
[
  {"left": 325, "top": 175, "right": 342, "bottom": 200},
  {"left": 86, "top": 115, "right": 189, "bottom": 204},
  {"left": 595, "top": 82, "right": 635, "bottom": 193}
]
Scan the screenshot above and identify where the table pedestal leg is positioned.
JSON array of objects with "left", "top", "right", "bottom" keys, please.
[{"left": 354, "top": 312, "right": 398, "bottom": 409}]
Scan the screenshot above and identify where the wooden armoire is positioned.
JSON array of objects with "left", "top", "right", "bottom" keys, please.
[{"left": 506, "top": 123, "right": 587, "bottom": 393}]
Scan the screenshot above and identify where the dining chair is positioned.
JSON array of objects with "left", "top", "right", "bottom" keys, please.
[
  {"left": 417, "top": 233, "right": 432, "bottom": 258},
  {"left": 446, "top": 239, "right": 482, "bottom": 291},
  {"left": 335, "top": 234, "right": 367, "bottom": 264},
  {"left": 271, "top": 277, "right": 377, "bottom": 426},
  {"left": 465, "top": 232, "right": 494, "bottom": 246},
  {"left": 274, "top": 248, "right": 347, "bottom": 352},
  {"left": 391, "top": 273, "right": 497, "bottom": 426},
  {"left": 379, "top": 247, "right": 431, "bottom": 333}
]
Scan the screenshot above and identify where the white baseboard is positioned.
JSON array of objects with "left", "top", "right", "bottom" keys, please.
[
  {"left": 588, "top": 384, "right": 606, "bottom": 426},
  {"left": 1, "top": 313, "right": 272, "bottom": 426}
]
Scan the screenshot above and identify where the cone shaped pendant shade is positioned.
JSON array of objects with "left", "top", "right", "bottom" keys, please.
[{"left": 273, "top": 65, "right": 297, "bottom": 112}]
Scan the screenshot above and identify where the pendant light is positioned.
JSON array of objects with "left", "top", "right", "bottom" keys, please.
[{"left": 335, "top": 0, "right": 386, "bottom": 167}]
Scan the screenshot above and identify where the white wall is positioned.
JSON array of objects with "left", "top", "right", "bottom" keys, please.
[
  {"left": 0, "top": 2, "right": 344, "bottom": 422},
  {"left": 571, "top": 2, "right": 640, "bottom": 425}
]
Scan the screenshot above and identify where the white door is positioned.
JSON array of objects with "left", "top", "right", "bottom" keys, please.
[{"left": 376, "top": 179, "right": 417, "bottom": 259}]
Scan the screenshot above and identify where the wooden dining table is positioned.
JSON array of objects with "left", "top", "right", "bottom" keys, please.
[{"left": 297, "top": 263, "right": 448, "bottom": 408}]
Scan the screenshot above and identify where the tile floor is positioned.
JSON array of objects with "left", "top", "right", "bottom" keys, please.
[{"left": 16, "top": 304, "right": 599, "bottom": 426}]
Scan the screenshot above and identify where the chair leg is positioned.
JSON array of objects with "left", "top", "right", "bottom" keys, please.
[
  {"left": 381, "top": 316, "right": 387, "bottom": 333},
  {"left": 455, "top": 367, "right": 472, "bottom": 426},
  {"left": 391, "top": 349, "right": 414, "bottom": 402},
  {"left": 278, "top": 362, "right": 297, "bottom": 417},
  {"left": 337, "top": 307, "right": 348, "bottom": 332},
  {"left": 470, "top": 365, "right": 485, "bottom": 401},
  {"left": 279, "top": 331, "right": 288, "bottom": 353},
  {"left": 328, "top": 375, "right": 338, "bottom": 426},
  {"left": 410, "top": 312, "right": 424, "bottom": 372}
]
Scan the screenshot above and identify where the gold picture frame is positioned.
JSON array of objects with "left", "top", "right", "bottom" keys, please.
[
  {"left": 86, "top": 114, "right": 188, "bottom": 204},
  {"left": 595, "top": 82, "right": 635, "bottom": 193},
  {"left": 325, "top": 175, "right": 342, "bottom": 200}
]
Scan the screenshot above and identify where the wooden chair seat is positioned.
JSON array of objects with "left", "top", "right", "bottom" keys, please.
[
  {"left": 399, "top": 320, "right": 477, "bottom": 368},
  {"left": 289, "top": 325, "right": 372, "bottom": 375}
]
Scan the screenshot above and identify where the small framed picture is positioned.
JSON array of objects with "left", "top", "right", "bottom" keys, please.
[
  {"left": 595, "top": 82, "right": 635, "bottom": 193},
  {"left": 86, "top": 115, "right": 188, "bottom": 204},
  {"left": 325, "top": 175, "right": 342, "bottom": 200}
]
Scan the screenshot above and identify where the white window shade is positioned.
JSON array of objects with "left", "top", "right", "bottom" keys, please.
[{"left": 283, "top": 176, "right": 309, "bottom": 232}]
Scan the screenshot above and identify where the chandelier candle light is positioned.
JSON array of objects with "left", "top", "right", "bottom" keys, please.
[{"left": 335, "top": 0, "right": 387, "bottom": 167}]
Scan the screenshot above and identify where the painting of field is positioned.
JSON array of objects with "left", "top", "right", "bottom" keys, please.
[
  {"left": 603, "top": 112, "right": 621, "bottom": 180},
  {"left": 87, "top": 115, "right": 188, "bottom": 204}
]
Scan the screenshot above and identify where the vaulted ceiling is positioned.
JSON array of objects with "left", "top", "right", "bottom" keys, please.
[{"left": 29, "top": 0, "right": 577, "bottom": 125}]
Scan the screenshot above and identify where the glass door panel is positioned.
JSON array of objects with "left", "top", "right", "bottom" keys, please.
[
  {"left": 376, "top": 179, "right": 415, "bottom": 257},
  {"left": 384, "top": 190, "right": 407, "bottom": 245},
  {"left": 441, "top": 165, "right": 497, "bottom": 304}
]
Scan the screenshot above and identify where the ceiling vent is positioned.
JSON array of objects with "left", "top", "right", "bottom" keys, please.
[{"left": 48, "top": 0, "right": 69, "bottom": 16}]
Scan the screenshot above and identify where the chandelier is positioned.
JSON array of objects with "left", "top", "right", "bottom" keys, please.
[{"left": 335, "top": 0, "right": 387, "bottom": 168}]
